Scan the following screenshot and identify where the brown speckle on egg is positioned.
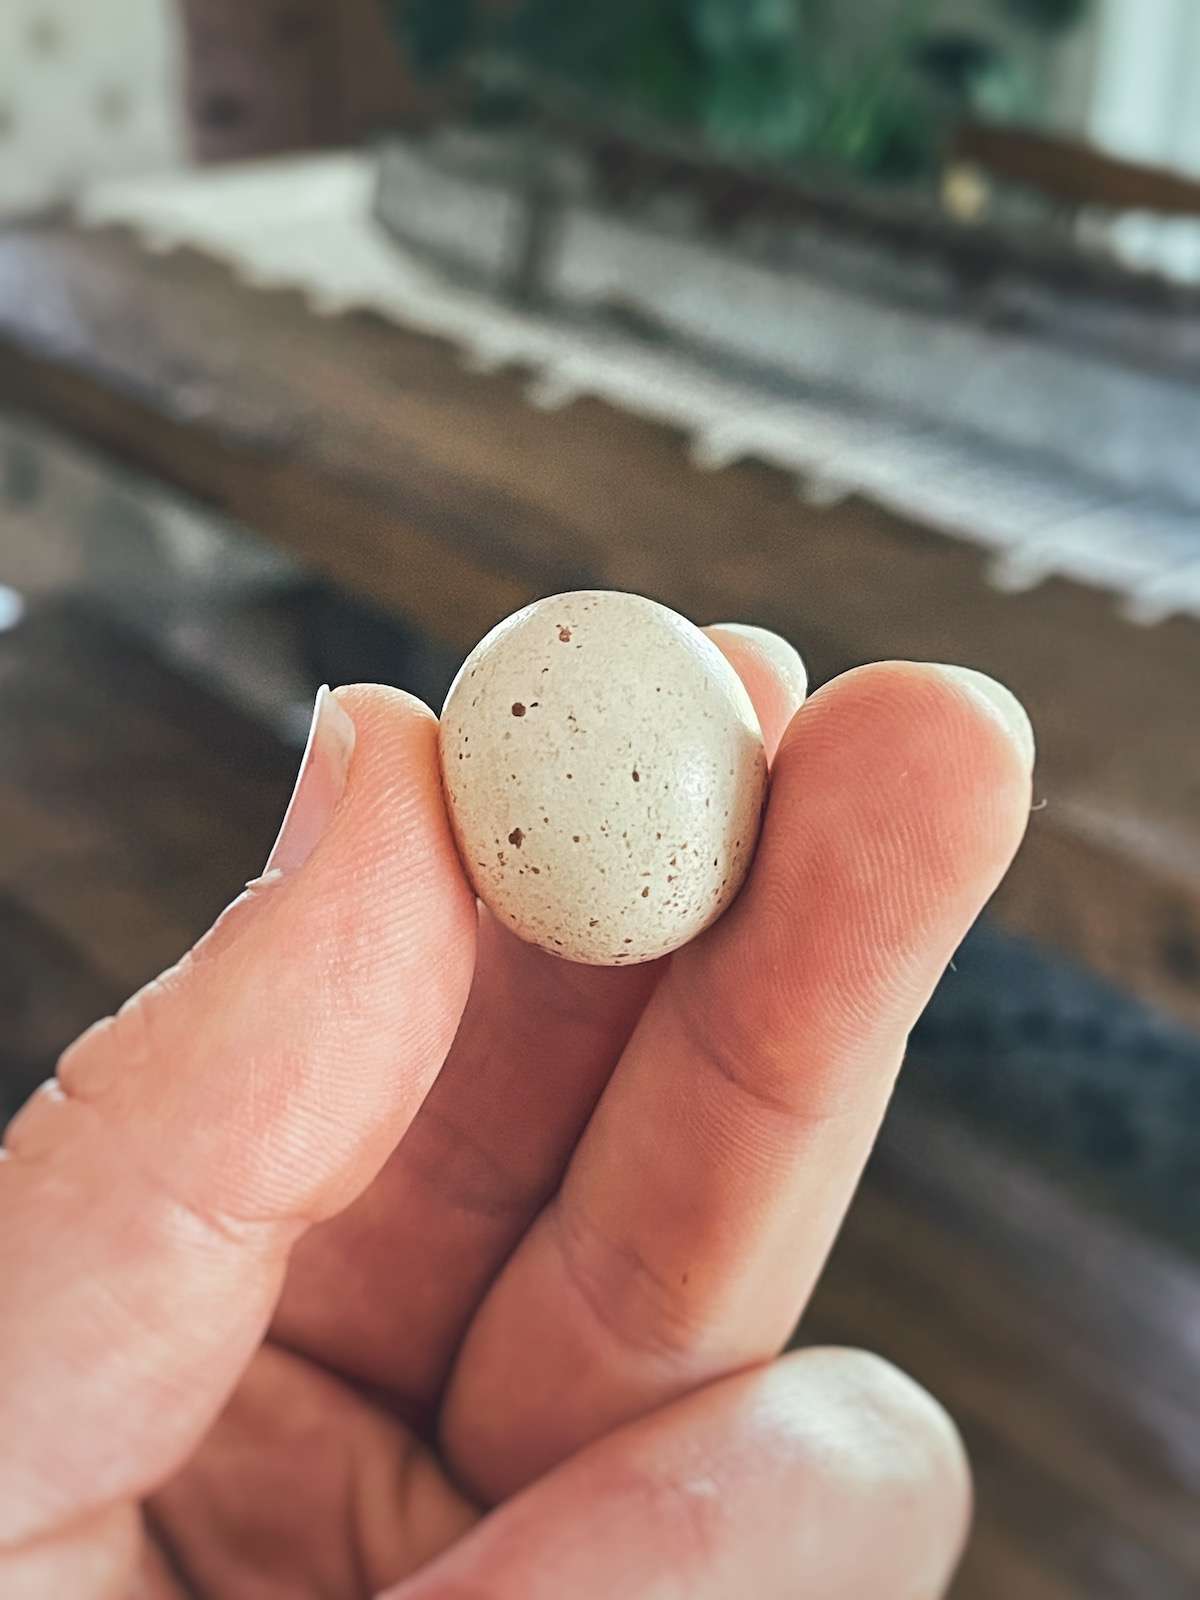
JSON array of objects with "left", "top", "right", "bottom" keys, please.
[{"left": 438, "top": 590, "right": 767, "bottom": 966}]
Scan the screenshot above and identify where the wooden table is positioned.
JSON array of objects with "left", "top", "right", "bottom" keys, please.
[
  {"left": 0, "top": 219, "right": 1197, "bottom": 1037},
  {"left": 0, "top": 598, "right": 1197, "bottom": 1599}
]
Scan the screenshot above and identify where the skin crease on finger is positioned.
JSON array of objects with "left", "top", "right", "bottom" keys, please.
[{"left": 0, "top": 650, "right": 1024, "bottom": 1599}]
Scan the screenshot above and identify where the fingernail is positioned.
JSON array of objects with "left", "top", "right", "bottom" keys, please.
[
  {"left": 264, "top": 686, "right": 356, "bottom": 875},
  {"left": 705, "top": 623, "right": 809, "bottom": 702},
  {"left": 931, "top": 666, "right": 1036, "bottom": 771}
]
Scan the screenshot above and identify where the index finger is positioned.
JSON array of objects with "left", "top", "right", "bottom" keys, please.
[{"left": 0, "top": 686, "right": 476, "bottom": 1551}]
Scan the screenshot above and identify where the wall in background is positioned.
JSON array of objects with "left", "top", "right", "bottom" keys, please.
[
  {"left": 181, "top": 0, "right": 434, "bottom": 165},
  {"left": 1088, "top": 0, "right": 1200, "bottom": 174},
  {"left": 0, "top": 0, "right": 185, "bottom": 215},
  {"left": 918, "top": 0, "right": 1101, "bottom": 133},
  {"left": 0, "top": 0, "right": 431, "bottom": 210}
]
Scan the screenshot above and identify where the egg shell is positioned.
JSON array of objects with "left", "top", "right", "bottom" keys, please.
[{"left": 439, "top": 590, "right": 768, "bottom": 965}]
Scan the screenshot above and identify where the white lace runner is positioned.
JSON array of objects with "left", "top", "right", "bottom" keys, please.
[{"left": 77, "top": 152, "right": 1200, "bottom": 625}]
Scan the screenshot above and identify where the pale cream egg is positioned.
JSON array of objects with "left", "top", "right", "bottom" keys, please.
[{"left": 439, "top": 591, "right": 768, "bottom": 965}]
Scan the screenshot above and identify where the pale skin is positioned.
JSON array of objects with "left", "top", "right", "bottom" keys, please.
[{"left": 0, "top": 626, "right": 1035, "bottom": 1598}]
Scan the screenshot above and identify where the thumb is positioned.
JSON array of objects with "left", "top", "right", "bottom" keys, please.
[
  {"left": 0, "top": 686, "right": 476, "bottom": 1550},
  {"left": 384, "top": 1349, "right": 969, "bottom": 1600}
]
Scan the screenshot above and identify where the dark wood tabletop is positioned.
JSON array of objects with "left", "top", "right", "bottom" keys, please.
[
  {"left": 0, "top": 219, "right": 1197, "bottom": 1038},
  {"left": 1, "top": 598, "right": 1197, "bottom": 1600}
]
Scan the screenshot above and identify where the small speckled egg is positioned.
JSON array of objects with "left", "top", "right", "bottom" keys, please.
[{"left": 439, "top": 591, "right": 767, "bottom": 965}]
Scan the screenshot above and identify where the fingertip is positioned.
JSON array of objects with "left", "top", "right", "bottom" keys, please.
[
  {"left": 774, "top": 659, "right": 1033, "bottom": 838},
  {"left": 920, "top": 664, "right": 1035, "bottom": 774},
  {"left": 265, "top": 687, "right": 358, "bottom": 878},
  {"left": 774, "top": 1349, "right": 973, "bottom": 1588},
  {"left": 704, "top": 624, "right": 808, "bottom": 761},
  {"left": 803, "top": 658, "right": 1031, "bottom": 766},
  {"left": 684, "top": 658, "right": 1035, "bottom": 1092},
  {"left": 332, "top": 681, "right": 437, "bottom": 726},
  {"left": 317, "top": 682, "right": 471, "bottom": 902},
  {"left": 799, "top": 1348, "right": 973, "bottom": 1525}
]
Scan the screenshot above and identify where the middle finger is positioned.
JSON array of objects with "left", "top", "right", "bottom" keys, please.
[{"left": 441, "top": 660, "right": 1034, "bottom": 1499}]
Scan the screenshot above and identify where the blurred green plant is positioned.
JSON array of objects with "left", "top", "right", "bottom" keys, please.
[
  {"left": 384, "top": 0, "right": 1092, "bottom": 180},
  {"left": 1000, "top": 0, "right": 1091, "bottom": 30}
]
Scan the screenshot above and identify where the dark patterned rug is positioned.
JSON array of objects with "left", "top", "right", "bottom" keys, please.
[{"left": 910, "top": 918, "right": 1200, "bottom": 1254}]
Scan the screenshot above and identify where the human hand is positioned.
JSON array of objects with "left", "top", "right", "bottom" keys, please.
[{"left": 1, "top": 628, "right": 1033, "bottom": 1598}]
